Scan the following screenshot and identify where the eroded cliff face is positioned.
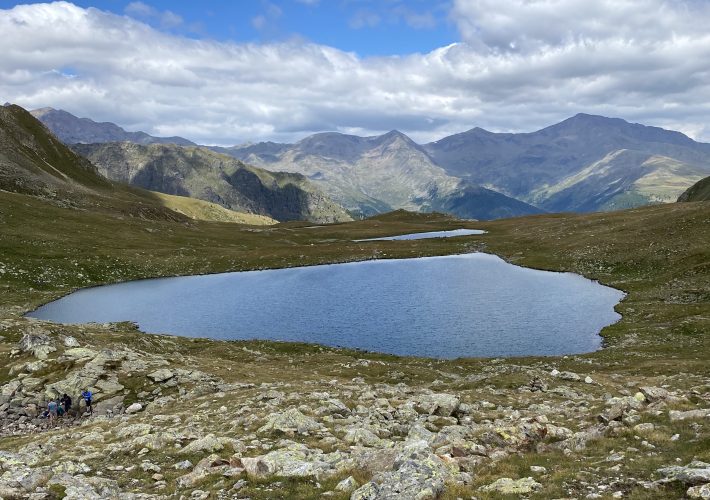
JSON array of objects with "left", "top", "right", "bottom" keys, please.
[{"left": 73, "top": 142, "right": 352, "bottom": 223}]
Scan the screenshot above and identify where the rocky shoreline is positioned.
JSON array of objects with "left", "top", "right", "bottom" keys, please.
[{"left": 1, "top": 317, "right": 709, "bottom": 499}]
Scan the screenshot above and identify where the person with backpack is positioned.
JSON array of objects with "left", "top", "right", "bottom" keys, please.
[
  {"left": 47, "top": 399, "right": 58, "bottom": 427},
  {"left": 81, "top": 389, "right": 93, "bottom": 415},
  {"left": 60, "top": 393, "right": 72, "bottom": 415}
]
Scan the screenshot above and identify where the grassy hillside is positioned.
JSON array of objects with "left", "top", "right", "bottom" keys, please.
[
  {"left": 0, "top": 189, "right": 708, "bottom": 498},
  {"left": 678, "top": 175, "right": 710, "bottom": 202},
  {"left": 0, "top": 105, "right": 708, "bottom": 498},
  {"left": 0, "top": 104, "right": 276, "bottom": 226},
  {"left": 153, "top": 192, "right": 276, "bottom": 224}
]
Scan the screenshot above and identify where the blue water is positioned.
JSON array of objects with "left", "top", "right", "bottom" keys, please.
[
  {"left": 355, "top": 228, "right": 485, "bottom": 241},
  {"left": 28, "top": 253, "right": 624, "bottom": 359}
]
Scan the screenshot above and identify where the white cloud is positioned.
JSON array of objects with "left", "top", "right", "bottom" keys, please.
[
  {"left": 1, "top": 1, "right": 709, "bottom": 145},
  {"left": 124, "top": 1, "right": 182, "bottom": 29}
]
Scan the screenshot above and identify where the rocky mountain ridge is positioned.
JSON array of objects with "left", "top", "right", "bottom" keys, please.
[
  {"left": 215, "top": 130, "right": 542, "bottom": 220},
  {"left": 424, "top": 113, "right": 710, "bottom": 211},
  {"left": 30, "top": 107, "right": 195, "bottom": 146},
  {"left": 73, "top": 142, "right": 352, "bottom": 224},
  {"left": 32, "top": 106, "right": 710, "bottom": 218}
]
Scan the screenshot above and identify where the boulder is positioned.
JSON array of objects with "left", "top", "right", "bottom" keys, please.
[
  {"left": 179, "top": 434, "right": 240, "bottom": 455},
  {"left": 344, "top": 428, "right": 383, "bottom": 447},
  {"left": 335, "top": 475, "right": 358, "bottom": 492},
  {"left": 350, "top": 439, "right": 457, "bottom": 499},
  {"left": 688, "top": 483, "right": 710, "bottom": 499},
  {"left": 18, "top": 329, "right": 56, "bottom": 359},
  {"left": 658, "top": 461, "right": 710, "bottom": 485},
  {"left": 237, "top": 443, "right": 336, "bottom": 479},
  {"left": 480, "top": 477, "right": 543, "bottom": 495},
  {"left": 413, "top": 393, "right": 460, "bottom": 417},
  {"left": 258, "top": 408, "right": 324, "bottom": 434},
  {"left": 147, "top": 368, "right": 174, "bottom": 383},
  {"left": 669, "top": 409, "right": 710, "bottom": 422},
  {"left": 63, "top": 336, "right": 80, "bottom": 348},
  {"left": 639, "top": 386, "right": 670, "bottom": 402},
  {"left": 557, "top": 371, "right": 581, "bottom": 382},
  {"left": 126, "top": 403, "right": 143, "bottom": 414}
]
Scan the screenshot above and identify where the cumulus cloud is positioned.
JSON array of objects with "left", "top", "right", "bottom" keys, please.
[
  {"left": 124, "top": 1, "right": 182, "bottom": 29},
  {"left": 1, "top": 1, "right": 709, "bottom": 145}
]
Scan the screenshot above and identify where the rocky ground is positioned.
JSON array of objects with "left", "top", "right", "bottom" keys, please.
[{"left": 1, "top": 317, "right": 708, "bottom": 499}]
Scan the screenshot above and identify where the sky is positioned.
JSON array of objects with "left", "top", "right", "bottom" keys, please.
[{"left": 1, "top": 0, "right": 710, "bottom": 145}]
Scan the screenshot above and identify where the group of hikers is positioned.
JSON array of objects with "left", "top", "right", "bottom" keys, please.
[{"left": 43, "top": 390, "right": 93, "bottom": 427}]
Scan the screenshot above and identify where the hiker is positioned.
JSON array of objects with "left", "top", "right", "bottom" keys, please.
[
  {"left": 81, "top": 389, "right": 93, "bottom": 415},
  {"left": 47, "top": 399, "right": 58, "bottom": 427},
  {"left": 60, "top": 393, "right": 72, "bottom": 415}
]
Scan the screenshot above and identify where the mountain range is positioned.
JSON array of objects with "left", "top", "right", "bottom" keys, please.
[
  {"left": 72, "top": 142, "right": 351, "bottom": 224},
  {"left": 0, "top": 104, "right": 275, "bottom": 226},
  {"left": 30, "top": 107, "right": 196, "bottom": 146},
  {"left": 32, "top": 108, "right": 710, "bottom": 220},
  {"left": 213, "top": 131, "right": 541, "bottom": 220},
  {"left": 424, "top": 113, "right": 710, "bottom": 212}
]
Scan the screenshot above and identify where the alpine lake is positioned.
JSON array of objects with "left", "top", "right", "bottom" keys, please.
[{"left": 28, "top": 230, "right": 625, "bottom": 359}]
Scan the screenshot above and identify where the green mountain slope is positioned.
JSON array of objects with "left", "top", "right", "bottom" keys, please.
[
  {"left": 72, "top": 142, "right": 352, "bottom": 223},
  {"left": 534, "top": 149, "right": 708, "bottom": 211},
  {"left": 678, "top": 175, "right": 710, "bottom": 202},
  {"left": 0, "top": 104, "right": 274, "bottom": 225}
]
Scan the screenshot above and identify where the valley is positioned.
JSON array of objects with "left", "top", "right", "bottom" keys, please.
[{"left": 0, "top": 104, "right": 708, "bottom": 498}]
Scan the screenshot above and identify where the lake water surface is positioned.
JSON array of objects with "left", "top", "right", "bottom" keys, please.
[
  {"left": 28, "top": 253, "right": 624, "bottom": 358},
  {"left": 355, "top": 228, "right": 485, "bottom": 241}
]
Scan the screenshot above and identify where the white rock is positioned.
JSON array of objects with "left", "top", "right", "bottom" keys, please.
[
  {"left": 63, "top": 336, "right": 80, "bottom": 347},
  {"left": 585, "top": 376, "right": 594, "bottom": 384},
  {"left": 126, "top": 402, "right": 143, "bottom": 414}
]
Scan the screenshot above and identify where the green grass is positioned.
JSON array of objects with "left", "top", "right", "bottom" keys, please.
[{"left": 0, "top": 182, "right": 708, "bottom": 498}]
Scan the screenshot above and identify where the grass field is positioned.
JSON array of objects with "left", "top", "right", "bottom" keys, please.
[{"left": 0, "top": 188, "right": 708, "bottom": 498}]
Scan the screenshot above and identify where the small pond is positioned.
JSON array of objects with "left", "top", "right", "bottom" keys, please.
[
  {"left": 28, "top": 253, "right": 624, "bottom": 359},
  {"left": 355, "top": 228, "right": 485, "bottom": 241}
]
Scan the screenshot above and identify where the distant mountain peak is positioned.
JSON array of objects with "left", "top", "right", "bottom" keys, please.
[{"left": 30, "top": 107, "right": 195, "bottom": 147}]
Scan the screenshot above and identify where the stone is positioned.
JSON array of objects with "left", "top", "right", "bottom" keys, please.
[
  {"left": 141, "top": 461, "right": 161, "bottom": 473},
  {"left": 344, "top": 428, "right": 383, "bottom": 447},
  {"left": 258, "top": 408, "right": 324, "bottom": 434},
  {"left": 147, "top": 368, "right": 174, "bottom": 383},
  {"left": 18, "top": 330, "right": 56, "bottom": 359},
  {"left": 413, "top": 393, "right": 460, "bottom": 417},
  {"left": 585, "top": 376, "right": 594, "bottom": 384},
  {"left": 63, "top": 336, "right": 80, "bottom": 347},
  {"left": 633, "top": 423, "right": 655, "bottom": 433},
  {"left": 174, "top": 460, "right": 193, "bottom": 470},
  {"left": 179, "top": 434, "right": 240, "bottom": 455},
  {"left": 658, "top": 461, "right": 710, "bottom": 485},
  {"left": 239, "top": 457, "right": 270, "bottom": 477},
  {"left": 639, "top": 386, "right": 670, "bottom": 402},
  {"left": 688, "top": 483, "right": 710, "bottom": 499},
  {"left": 177, "top": 455, "right": 230, "bottom": 488},
  {"left": 669, "top": 409, "right": 710, "bottom": 422},
  {"left": 558, "top": 371, "right": 581, "bottom": 382},
  {"left": 237, "top": 443, "right": 336, "bottom": 479},
  {"left": 126, "top": 402, "right": 143, "bottom": 414},
  {"left": 335, "top": 475, "right": 358, "bottom": 492},
  {"left": 480, "top": 477, "right": 542, "bottom": 495},
  {"left": 530, "top": 465, "right": 547, "bottom": 474},
  {"left": 350, "top": 439, "right": 457, "bottom": 500}
]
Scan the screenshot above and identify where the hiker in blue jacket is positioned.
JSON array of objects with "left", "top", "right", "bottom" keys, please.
[{"left": 81, "top": 389, "right": 93, "bottom": 415}]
